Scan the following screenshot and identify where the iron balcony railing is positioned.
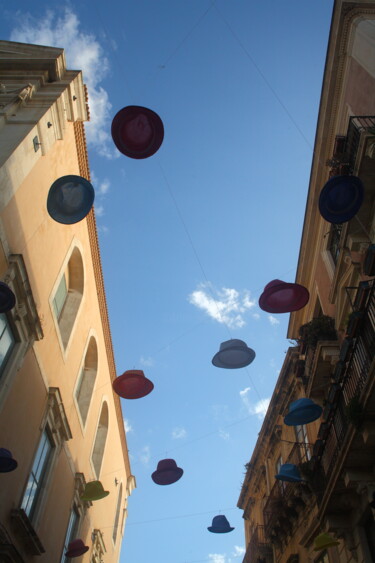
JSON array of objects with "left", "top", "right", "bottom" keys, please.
[
  {"left": 344, "top": 115, "right": 375, "bottom": 169},
  {"left": 243, "top": 525, "right": 273, "bottom": 563}
]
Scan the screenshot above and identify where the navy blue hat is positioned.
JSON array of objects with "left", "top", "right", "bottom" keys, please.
[
  {"left": 284, "top": 398, "right": 322, "bottom": 426},
  {"left": 319, "top": 175, "right": 364, "bottom": 224},
  {"left": 207, "top": 515, "right": 234, "bottom": 533},
  {"left": 0, "top": 282, "right": 16, "bottom": 313},
  {"left": 275, "top": 463, "right": 302, "bottom": 483},
  {"left": 151, "top": 459, "right": 183, "bottom": 485},
  {"left": 47, "top": 175, "right": 95, "bottom": 224},
  {"left": 0, "top": 448, "right": 18, "bottom": 472},
  {"left": 111, "top": 106, "right": 164, "bottom": 159}
]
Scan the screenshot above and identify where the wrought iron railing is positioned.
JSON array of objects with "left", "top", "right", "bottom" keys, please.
[
  {"left": 344, "top": 116, "right": 375, "bottom": 169},
  {"left": 243, "top": 525, "right": 273, "bottom": 563}
]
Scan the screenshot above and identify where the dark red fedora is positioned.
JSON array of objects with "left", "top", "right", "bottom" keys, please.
[
  {"left": 259, "top": 279, "right": 309, "bottom": 314},
  {"left": 65, "top": 539, "right": 89, "bottom": 558},
  {"left": 151, "top": 459, "right": 183, "bottom": 485},
  {"left": 111, "top": 106, "right": 164, "bottom": 159},
  {"left": 112, "top": 369, "right": 154, "bottom": 399}
]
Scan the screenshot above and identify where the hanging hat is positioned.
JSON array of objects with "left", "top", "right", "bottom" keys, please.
[
  {"left": 0, "top": 282, "right": 16, "bottom": 313},
  {"left": 313, "top": 532, "right": 340, "bottom": 551},
  {"left": 284, "top": 398, "right": 322, "bottom": 426},
  {"left": 212, "top": 339, "right": 255, "bottom": 369},
  {"left": 0, "top": 448, "right": 18, "bottom": 472},
  {"left": 47, "top": 175, "right": 95, "bottom": 224},
  {"left": 80, "top": 480, "right": 109, "bottom": 501},
  {"left": 65, "top": 539, "right": 89, "bottom": 558},
  {"left": 111, "top": 106, "right": 164, "bottom": 159},
  {"left": 112, "top": 370, "right": 154, "bottom": 399},
  {"left": 318, "top": 175, "right": 364, "bottom": 224},
  {"left": 207, "top": 515, "right": 234, "bottom": 533},
  {"left": 151, "top": 459, "right": 183, "bottom": 485},
  {"left": 259, "top": 280, "right": 309, "bottom": 314},
  {"left": 275, "top": 463, "right": 303, "bottom": 482}
]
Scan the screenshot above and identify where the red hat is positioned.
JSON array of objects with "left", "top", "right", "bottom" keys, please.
[
  {"left": 65, "top": 539, "right": 89, "bottom": 557},
  {"left": 111, "top": 106, "right": 164, "bottom": 159},
  {"left": 113, "top": 370, "right": 154, "bottom": 399},
  {"left": 259, "top": 280, "right": 309, "bottom": 314}
]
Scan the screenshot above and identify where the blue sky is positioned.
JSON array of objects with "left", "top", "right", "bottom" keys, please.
[{"left": 1, "top": 1, "right": 333, "bottom": 561}]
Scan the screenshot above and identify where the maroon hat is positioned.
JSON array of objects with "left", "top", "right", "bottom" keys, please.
[
  {"left": 111, "top": 106, "right": 164, "bottom": 159},
  {"left": 151, "top": 459, "right": 183, "bottom": 485},
  {"left": 65, "top": 539, "right": 89, "bottom": 558},
  {"left": 259, "top": 279, "right": 309, "bottom": 314},
  {"left": 113, "top": 370, "right": 154, "bottom": 399}
]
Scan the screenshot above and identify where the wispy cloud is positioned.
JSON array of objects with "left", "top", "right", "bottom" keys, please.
[
  {"left": 140, "top": 356, "right": 154, "bottom": 368},
  {"left": 219, "top": 429, "right": 230, "bottom": 440},
  {"left": 268, "top": 315, "right": 280, "bottom": 326},
  {"left": 139, "top": 446, "right": 151, "bottom": 465},
  {"left": 124, "top": 419, "right": 133, "bottom": 433},
  {"left": 10, "top": 8, "right": 116, "bottom": 158},
  {"left": 189, "top": 283, "right": 255, "bottom": 328},
  {"left": 208, "top": 555, "right": 226, "bottom": 563},
  {"left": 240, "top": 387, "right": 270, "bottom": 419},
  {"left": 233, "top": 546, "right": 246, "bottom": 557},
  {"left": 172, "top": 427, "right": 187, "bottom": 439},
  {"left": 95, "top": 205, "right": 104, "bottom": 217},
  {"left": 252, "top": 313, "right": 260, "bottom": 320}
]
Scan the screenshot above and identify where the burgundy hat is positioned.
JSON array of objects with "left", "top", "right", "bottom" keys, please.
[
  {"left": 111, "top": 106, "right": 164, "bottom": 159},
  {"left": 0, "top": 448, "right": 18, "bottom": 472},
  {"left": 151, "top": 459, "right": 183, "bottom": 485},
  {"left": 112, "top": 370, "right": 154, "bottom": 399},
  {"left": 0, "top": 282, "right": 16, "bottom": 313},
  {"left": 65, "top": 539, "right": 89, "bottom": 558},
  {"left": 259, "top": 280, "right": 309, "bottom": 314}
]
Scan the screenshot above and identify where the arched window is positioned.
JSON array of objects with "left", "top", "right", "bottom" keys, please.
[
  {"left": 112, "top": 483, "right": 123, "bottom": 544},
  {"left": 91, "top": 402, "right": 109, "bottom": 478},
  {"left": 75, "top": 336, "right": 98, "bottom": 426},
  {"left": 52, "top": 247, "right": 84, "bottom": 348}
]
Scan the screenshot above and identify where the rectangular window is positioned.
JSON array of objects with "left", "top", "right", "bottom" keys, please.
[
  {"left": 0, "top": 313, "right": 15, "bottom": 376},
  {"left": 275, "top": 455, "right": 285, "bottom": 492},
  {"left": 61, "top": 506, "right": 79, "bottom": 563},
  {"left": 327, "top": 224, "right": 343, "bottom": 265},
  {"left": 295, "top": 424, "right": 311, "bottom": 461},
  {"left": 53, "top": 274, "right": 68, "bottom": 320},
  {"left": 21, "top": 429, "right": 54, "bottom": 519}
]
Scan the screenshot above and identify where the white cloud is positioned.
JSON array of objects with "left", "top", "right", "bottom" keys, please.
[
  {"left": 268, "top": 315, "right": 280, "bottom": 326},
  {"left": 240, "top": 388, "right": 270, "bottom": 419},
  {"left": 233, "top": 546, "right": 245, "bottom": 557},
  {"left": 124, "top": 419, "right": 133, "bottom": 433},
  {"left": 95, "top": 205, "right": 104, "bottom": 217},
  {"left": 252, "top": 313, "right": 260, "bottom": 320},
  {"left": 140, "top": 356, "right": 154, "bottom": 368},
  {"left": 10, "top": 8, "right": 116, "bottom": 158},
  {"left": 208, "top": 555, "right": 226, "bottom": 563},
  {"left": 139, "top": 446, "right": 151, "bottom": 465},
  {"left": 172, "top": 427, "right": 187, "bottom": 439},
  {"left": 189, "top": 283, "right": 255, "bottom": 328},
  {"left": 219, "top": 429, "right": 230, "bottom": 440}
]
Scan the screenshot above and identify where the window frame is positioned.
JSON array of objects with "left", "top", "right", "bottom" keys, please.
[{"left": 60, "top": 505, "right": 80, "bottom": 563}]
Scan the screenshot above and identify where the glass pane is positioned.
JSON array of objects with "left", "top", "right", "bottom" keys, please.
[
  {"left": 21, "top": 430, "right": 53, "bottom": 518},
  {"left": 0, "top": 313, "right": 15, "bottom": 375},
  {"left": 61, "top": 508, "right": 79, "bottom": 563},
  {"left": 53, "top": 274, "right": 68, "bottom": 319}
]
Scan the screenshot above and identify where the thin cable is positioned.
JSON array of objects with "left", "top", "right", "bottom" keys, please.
[{"left": 127, "top": 506, "right": 237, "bottom": 526}]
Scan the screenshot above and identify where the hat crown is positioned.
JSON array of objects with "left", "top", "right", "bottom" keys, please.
[
  {"left": 290, "top": 398, "right": 315, "bottom": 411},
  {"left": 219, "top": 339, "right": 247, "bottom": 351},
  {"left": 264, "top": 279, "right": 285, "bottom": 291},
  {"left": 0, "top": 448, "right": 12, "bottom": 458},
  {"left": 122, "top": 369, "right": 145, "bottom": 378},
  {"left": 156, "top": 459, "right": 178, "bottom": 472},
  {"left": 276, "top": 463, "right": 302, "bottom": 482},
  {"left": 212, "top": 515, "right": 230, "bottom": 527}
]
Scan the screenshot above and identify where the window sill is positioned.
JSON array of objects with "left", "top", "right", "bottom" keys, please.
[{"left": 10, "top": 509, "right": 45, "bottom": 555}]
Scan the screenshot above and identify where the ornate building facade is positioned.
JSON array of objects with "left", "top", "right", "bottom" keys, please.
[
  {"left": 238, "top": 1, "right": 375, "bottom": 562},
  {"left": 0, "top": 41, "right": 134, "bottom": 561}
]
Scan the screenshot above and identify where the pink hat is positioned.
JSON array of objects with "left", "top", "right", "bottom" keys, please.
[
  {"left": 113, "top": 370, "right": 154, "bottom": 399},
  {"left": 65, "top": 539, "right": 89, "bottom": 557},
  {"left": 259, "top": 280, "right": 309, "bottom": 313}
]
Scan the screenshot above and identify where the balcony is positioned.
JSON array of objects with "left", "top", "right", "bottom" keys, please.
[{"left": 243, "top": 525, "right": 273, "bottom": 563}]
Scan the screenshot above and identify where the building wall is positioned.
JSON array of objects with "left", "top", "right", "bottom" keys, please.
[{"left": 0, "top": 41, "right": 134, "bottom": 562}]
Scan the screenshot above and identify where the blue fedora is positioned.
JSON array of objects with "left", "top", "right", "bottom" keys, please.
[
  {"left": 212, "top": 339, "right": 255, "bottom": 369},
  {"left": 47, "top": 175, "right": 95, "bottom": 224},
  {"left": 207, "top": 515, "right": 234, "bottom": 533},
  {"left": 0, "top": 448, "right": 18, "bottom": 472},
  {"left": 319, "top": 175, "right": 364, "bottom": 224},
  {"left": 284, "top": 398, "right": 322, "bottom": 426},
  {"left": 0, "top": 282, "right": 16, "bottom": 313},
  {"left": 275, "top": 464, "right": 302, "bottom": 483}
]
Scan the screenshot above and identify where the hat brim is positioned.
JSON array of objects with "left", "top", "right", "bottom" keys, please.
[
  {"left": 151, "top": 468, "right": 183, "bottom": 485},
  {"left": 65, "top": 545, "right": 90, "bottom": 557},
  {"left": 212, "top": 347, "right": 255, "bottom": 369},
  {"left": 275, "top": 473, "right": 302, "bottom": 483},
  {"left": 80, "top": 490, "right": 109, "bottom": 501},
  {"left": 284, "top": 404, "right": 323, "bottom": 426},
  {"left": 259, "top": 283, "right": 309, "bottom": 314},
  {"left": 47, "top": 175, "right": 95, "bottom": 225},
  {"left": 0, "top": 458, "right": 18, "bottom": 472},
  {"left": 207, "top": 526, "right": 235, "bottom": 533},
  {"left": 111, "top": 106, "right": 164, "bottom": 159},
  {"left": 113, "top": 373, "right": 154, "bottom": 399},
  {"left": 313, "top": 540, "right": 340, "bottom": 551},
  {"left": 0, "top": 282, "right": 16, "bottom": 313},
  {"left": 319, "top": 175, "right": 364, "bottom": 224}
]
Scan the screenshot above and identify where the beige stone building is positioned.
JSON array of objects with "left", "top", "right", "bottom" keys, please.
[
  {"left": 238, "top": 1, "right": 375, "bottom": 562},
  {"left": 0, "top": 41, "right": 134, "bottom": 561}
]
